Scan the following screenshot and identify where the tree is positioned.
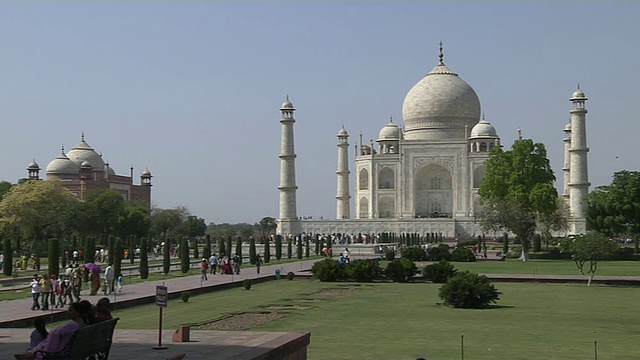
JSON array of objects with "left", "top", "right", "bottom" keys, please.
[
  {"left": 192, "top": 238, "right": 199, "bottom": 259},
  {"left": 85, "top": 189, "right": 126, "bottom": 242},
  {"left": 0, "top": 181, "right": 14, "bottom": 200},
  {"left": 115, "top": 205, "right": 151, "bottom": 241},
  {"left": 0, "top": 180, "right": 78, "bottom": 251},
  {"left": 226, "top": 236, "right": 232, "bottom": 260},
  {"left": 257, "top": 217, "right": 277, "bottom": 238},
  {"left": 587, "top": 171, "right": 640, "bottom": 253},
  {"left": 264, "top": 238, "right": 271, "bottom": 263},
  {"left": 559, "top": 233, "right": 619, "bottom": 286},
  {"left": 537, "top": 198, "right": 569, "bottom": 251},
  {"left": 59, "top": 200, "right": 100, "bottom": 243},
  {"left": 3, "top": 238, "right": 12, "bottom": 276},
  {"left": 180, "top": 237, "right": 190, "bottom": 274},
  {"left": 297, "top": 237, "right": 303, "bottom": 259},
  {"left": 48, "top": 238, "right": 60, "bottom": 278},
  {"left": 287, "top": 238, "right": 293, "bottom": 259},
  {"left": 150, "top": 207, "right": 187, "bottom": 246},
  {"left": 478, "top": 139, "right": 557, "bottom": 261},
  {"left": 162, "top": 241, "right": 170, "bottom": 275},
  {"left": 113, "top": 238, "right": 123, "bottom": 283},
  {"left": 275, "top": 235, "right": 282, "bottom": 261},
  {"left": 177, "top": 215, "right": 207, "bottom": 238},
  {"left": 249, "top": 238, "right": 256, "bottom": 265},
  {"left": 235, "top": 237, "right": 242, "bottom": 265},
  {"left": 139, "top": 237, "right": 149, "bottom": 279},
  {"left": 438, "top": 271, "right": 501, "bottom": 309},
  {"left": 305, "top": 238, "right": 310, "bottom": 258},
  {"left": 202, "top": 234, "right": 212, "bottom": 260}
]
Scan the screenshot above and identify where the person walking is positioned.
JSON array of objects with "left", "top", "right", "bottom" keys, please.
[
  {"left": 200, "top": 259, "right": 208, "bottom": 281},
  {"left": 104, "top": 264, "right": 115, "bottom": 295},
  {"left": 116, "top": 273, "right": 123, "bottom": 292},
  {"left": 209, "top": 253, "right": 217, "bottom": 275},
  {"left": 256, "top": 254, "right": 262, "bottom": 275},
  {"left": 30, "top": 274, "right": 41, "bottom": 311},
  {"left": 39, "top": 275, "right": 52, "bottom": 311}
]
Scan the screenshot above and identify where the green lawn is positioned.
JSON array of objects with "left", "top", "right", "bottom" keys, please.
[
  {"left": 451, "top": 259, "right": 640, "bottom": 277},
  {"left": 105, "top": 279, "right": 640, "bottom": 360}
]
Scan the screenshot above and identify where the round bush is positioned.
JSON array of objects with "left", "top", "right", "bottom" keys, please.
[
  {"left": 310, "top": 259, "right": 346, "bottom": 282},
  {"left": 422, "top": 261, "right": 457, "bottom": 283},
  {"left": 286, "top": 271, "right": 295, "bottom": 280},
  {"left": 451, "top": 247, "right": 476, "bottom": 262},
  {"left": 384, "top": 249, "right": 396, "bottom": 261},
  {"left": 385, "top": 258, "right": 417, "bottom": 283},
  {"left": 180, "top": 291, "right": 191, "bottom": 303},
  {"left": 345, "top": 259, "right": 382, "bottom": 282},
  {"left": 438, "top": 271, "right": 501, "bottom": 308},
  {"left": 427, "top": 244, "right": 452, "bottom": 261},
  {"left": 243, "top": 279, "right": 252, "bottom": 290},
  {"left": 401, "top": 246, "right": 427, "bottom": 261}
]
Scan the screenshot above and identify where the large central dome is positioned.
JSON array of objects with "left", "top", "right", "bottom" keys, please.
[{"left": 402, "top": 57, "right": 481, "bottom": 141}]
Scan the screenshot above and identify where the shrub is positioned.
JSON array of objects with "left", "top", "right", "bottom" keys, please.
[
  {"left": 401, "top": 246, "right": 427, "bottom": 261},
  {"left": 139, "top": 237, "right": 149, "bottom": 280},
  {"left": 438, "top": 271, "right": 501, "bottom": 308},
  {"left": 310, "top": 259, "right": 346, "bottom": 282},
  {"left": 385, "top": 258, "right": 417, "bottom": 283},
  {"left": 345, "top": 259, "right": 383, "bottom": 282},
  {"left": 243, "top": 279, "right": 251, "bottom": 290},
  {"left": 2, "top": 238, "right": 12, "bottom": 276},
  {"left": 286, "top": 271, "right": 295, "bottom": 280},
  {"left": 451, "top": 247, "right": 476, "bottom": 262},
  {"left": 384, "top": 249, "right": 395, "bottom": 261},
  {"left": 427, "top": 244, "right": 451, "bottom": 261},
  {"left": 422, "top": 261, "right": 457, "bottom": 283},
  {"left": 180, "top": 291, "right": 191, "bottom": 303}
]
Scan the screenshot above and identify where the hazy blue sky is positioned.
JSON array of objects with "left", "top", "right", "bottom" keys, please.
[{"left": 1, "top": 2, "right": 638, "bottom": 224}]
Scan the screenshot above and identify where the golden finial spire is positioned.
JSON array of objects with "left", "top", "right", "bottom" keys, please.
[{"left": 438, "top": 41, "right": 444, "bottom": 64}]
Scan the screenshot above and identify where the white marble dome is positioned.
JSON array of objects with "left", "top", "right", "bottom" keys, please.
[
  {"left": 470, "top": 119, "right": 497, "bottom": 138},
  {"left": 378, "top": 120, "right": 400, "bottom": 140},
  {"left": 571, "top": 88, "right": 587, "bottom": 100},
  {"left": 66, "top": 137, "right": 106, "bottom": 170},
  {"left": 337, "top": 127, "right": 348, "bottom": 137},
  {"left": 46, "top": 151, "right": 79, "bottom": 178},
  {"left": 281, "top": 98, "right": 294, "bottom": 109},
  {"left": 402, "top": 61, "right": 481, "bottom": 141}
]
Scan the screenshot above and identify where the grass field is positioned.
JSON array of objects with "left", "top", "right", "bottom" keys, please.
[
  {"left": 105, "top": 279, "right": 640, "bottom": 360},
  {"left": 451, "top": 259, "right": 640, "bottom": 277}
]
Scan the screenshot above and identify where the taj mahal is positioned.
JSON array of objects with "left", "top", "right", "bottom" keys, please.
[{"left": 277, "top": 45, "right": 590, "bottom": 239}]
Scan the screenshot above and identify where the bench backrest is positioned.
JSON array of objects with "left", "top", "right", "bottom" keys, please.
[{"left": 66, "top": 318, "right": 119, "bottom": 359}]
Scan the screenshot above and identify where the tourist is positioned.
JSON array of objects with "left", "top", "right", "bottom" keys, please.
[
  {"left": 29, "top": 318, "right": 48, "bottom": 351},
  {"left": 14, "top": 301, "right": 93, "bottom": 360},
  {"left": 200, "top": 258, "right": 208, "bottom": 281},
  {"left": 209, "top": 253, "right": 217, "bottom": 275},
  {"left": 344, "top": 248, "right": 350, "bottom": 263},
  {"left": 90, "top": 270, "right": 100, "bottom": 296},
  {"left": 0, "top": 252, "right": 3, "bottom": 269},
  {"left": 30, "top": 274, "right": 41, "bottom": 311},
  {"left": 71, "top": 267, "right": 82, "bottom": 302},
  {"left": 223, "top": 256, "right": 232, "bottom": 275},
  {"left": 104, "top": 263, "right": 115, "bottom": 295},
  {"left": 233, "top": 254, "right": 241, "bottom": 275},
  {"left": 39, "top": 275, "right": 52, "bottom": 311},
  {"left": 95, "top": 297, "right": 113, "bottom": 322},
  {"left": 116, "top": 273, "right": 123, "bottom": 292},
  {"left": 53, "top": 276, "right": 66, "bottom": 309},
  {"left": 256, "top": 254, "right": 262, "bottom": 274}
]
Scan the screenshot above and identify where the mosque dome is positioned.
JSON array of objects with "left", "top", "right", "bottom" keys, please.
[
  {"left": 564, "top": 122, "right": 572, "bottom": 132},
  {"left": 27, "top": 160, "right": 40, "bottom": 170},
  {"left": 378, "top": 120, "right": 401, "bottom": 140},
  {"left": 337, "top": 127, "right": 349, "bottom": 137},
  {"left": 46, "top": 151, "right": 79, "bottom": 177},
  {"left": 141, "top": 169, "right": 152, "bottom": 177},
  {"left": 281, "top": 97, "right": 294, "bottom": 109},
  {"left": 570, "top": 88, "right": 587, "bottom": 101},
  {"left": 66, "top": 136, "right": 106, "bottom": 170},
  {"left": 402, "top": 50, "right": 481, "bottom": 141},
  {"left": 470, "top": 118, "right": 497, "bottom": 138},
  {"left": 80, "top": 160, "right": 93, "bottom": 169}
]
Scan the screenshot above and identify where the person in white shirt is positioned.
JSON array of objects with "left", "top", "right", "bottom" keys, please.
[{"left": 30, "top": 274, "right": 41, "bottom": 310}]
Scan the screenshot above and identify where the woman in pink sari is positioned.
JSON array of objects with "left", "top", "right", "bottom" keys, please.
[{"left": 15, "top": 301, "right": 93, "bottom": 359}]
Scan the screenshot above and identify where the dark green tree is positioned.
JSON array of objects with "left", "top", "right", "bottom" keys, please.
[
  {"left": 48, "top": 238, "right": 60, "bottom": 278},
  {"left": 249, "top": 238, "right": 257, "bottom": 265},
  {"left": 139, "top": 237, "right": 149, "bottom": 279},
  {"left": 3, "top": 238, "right": 13, "bottom": 276},
  {"left": 235, "top": 237, "right": 242, "bottom": 265},
  {"left": 192, "top": 238, "right": 199, "bottom": 259},
  {"left": 257, "top": 217, "right": 277, "bottom": 238},
  {"left": 113, "top": 238, "right": 123, "bottom": 283},
  {"left": 287, "top": 238, "right": 292, "bottom": 259},
  {"left": 477, "top": 139, "right": 557, "bottom": 261},
  {"left": 587, "top": 170, "right": 640, "bottom": 254},
  {"left": 107, "top": 236, "right": 115, "bottom": 265},
  {"left": 129, "top": 236, "right": 135, "bottom": 265},
  {"left": 297, "top": 237, "right": 303, "bottom": 259},
  {"left": 559, "top": 233, "right": 619, "bottom": 286},
  {"left": 180, "top": 237, "right": 190, "bottom": 274},
  {"left": 226, "top": 236, "right": 232, "bottom": 260},
  {"left": 162, "top": 241, "right": 170, "bottom": 275},
  {"left": 218, "top": 237, "right": 225, "bottom": 257},
  {"left": 275, "top": 235, "right": 282, "bottom": 261},
  {"left": 305, "top": 238, "right": 310, "bottom": 258},
  {"left": 85, "top": 189, "right": 126, "bottom": 243},
  {"left": 264, "top": 238, "right": 270, "bottom": 263},
  {"left": 202, "top": 234, "right": 212, "bottom": 260}
]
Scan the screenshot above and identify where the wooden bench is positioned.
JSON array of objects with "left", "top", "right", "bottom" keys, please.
[{"left": 34, "top": 318, "right": 119, "bottom": 360}]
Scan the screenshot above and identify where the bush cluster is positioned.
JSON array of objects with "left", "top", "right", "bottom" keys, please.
[
  {"left": 402, "top": 246, "right": 427, "bottom": 261},
  {"left": 311, "top": 259, "right": 346, "bottom": 282},
  {"left": 451, "top": 247, "right": 476, "bottom": 262},
  {"left": 422, "top": 261, "right": 457, "bottom": 283},
  {"left": 384, "top": 249, "right": 396, "bottom": 261},
  {"left": 427, "top": 244, "right": 452, "bottom": 261},
  {"left": 438, "top": 271, "right": 501, "bottom": 308},
  {"left": 345, "top": 259, "right": 382, "bottom": 282},
  {"left": 385, "top": 258, "right": 417, "bottom": 283}
]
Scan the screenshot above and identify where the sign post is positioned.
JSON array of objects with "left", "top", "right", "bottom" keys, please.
[{"left": 153, "top": 285, "right": 168, "bottom": 350}]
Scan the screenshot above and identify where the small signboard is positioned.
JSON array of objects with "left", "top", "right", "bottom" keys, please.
[{"left": 155, "top": 285, "right": 168, "bottom": 307}]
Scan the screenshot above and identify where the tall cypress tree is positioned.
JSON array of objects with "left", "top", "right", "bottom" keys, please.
[
  {"left": 218, "top": 237, "right": 225, "bottom": 257},
  {"left": 226, "top": 237, "right": 232, "bottom": 260},
  {"left": 113, "top": 239, "right": 123, "bottom": 283},
  {"left": 314, "top": 234, "right": 320, "bottom": 256},
  {"left": 3, "top": 238, "right": 13, "bottom": 276},
  {"left": 264, "top": 238, "right": 270, "bottom": 263},
  {"left": 193, "top": 238, "right": 199, "bottom": 259},
  {"left": 203, "top": 235, "right": 211, "bottom": 260},
  {"left": 297, "top": 236, "right": 303, "bottom": 259},
  {"left": 275, "top": 235, "right": 282, "bottom": 261},
  {"left": 235, "top": 237, "right": 242, "bottom": 265},
  {"left": 162, "top": 240, "right": 170, "bottom": 275},
  {"left": 129, "top": 236, "right": 135, "bottom": 265},
  {"left": 48, "top": 238, "right": 60, "bottom": 278},
  {"left": 305, "top": 238, "right": 310, "bottom": 258},
  {"left": 83, "top": 237, "right": 91, "bottom": 263},
  {"left": 108, "top": 236, "right": 115, "bottom": 265},
  {"left": 139, "top": 237, "right": 149, "bottom": 279},
  {"left": 287, "top": 238, "right": 292, "bottom": 259},
  {"left": 249, "top": 238, "right": 257, "bottom": 265},
  {"left": 180, "top": 237, "right": 190, "bottom": 274}
]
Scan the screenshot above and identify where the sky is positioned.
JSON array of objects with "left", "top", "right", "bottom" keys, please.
[{"left": 0, "top": 2, "right": 638, "bottom": 225}]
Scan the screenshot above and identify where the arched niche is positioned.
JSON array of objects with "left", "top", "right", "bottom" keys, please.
[
  {"left": 414, "top": 164, "right": 452, "bottom": 218},
  {"left": 359, "top": 169, "right": 369, "bottom": 190},
  {"left": 378, "top": 167, "right": 394, "bottom": 189},
  {"left": 473, "top": 165, "right": 486, "bottom": 188},
  {"left": 378, "top": 196, "right": 395, "bottom": 218},
  {"left": 480, "top": 142, "right": 487, "bottom": 152},
  {"left": 359, "top": 197, "right": 369, "bottom": 218}
]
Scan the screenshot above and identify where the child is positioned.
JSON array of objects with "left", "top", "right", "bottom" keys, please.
[
  {"left": 116, "top": 273, "right": 123, "bottom": 292},
  {"left": 29, "top": 318, "right": 48, "bottom": 350},
  {"left": 95, "top": 297, "right": 113, "bottom": 322}
]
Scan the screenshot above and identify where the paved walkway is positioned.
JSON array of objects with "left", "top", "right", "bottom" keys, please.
[{"left": 0, "top": 259, "right": 320, "bottom": 327}]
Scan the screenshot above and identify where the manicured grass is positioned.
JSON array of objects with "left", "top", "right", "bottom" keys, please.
[
  {"left": 451, "top": 259, "right": 640, "bottom": 277},
  {"left": 105, "top": 279, "right": 640, "bottom": 360}
]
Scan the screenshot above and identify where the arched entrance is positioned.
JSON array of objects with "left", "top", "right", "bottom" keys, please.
[{"left": 414, "top": 164, "right": 452, "bottom": 218}]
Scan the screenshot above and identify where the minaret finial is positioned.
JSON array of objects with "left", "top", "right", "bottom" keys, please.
[
  {"left": 286, "top": 94, "right": 289, "bottom": 101},
  {"left": 61, "top": 145, "right": 65, "bottom": 153},
  {"left": 438, "top": 41, "right": 444, "bottom": 64},
  {"left": 577, "top": 83, "right": 580, "bottom": 90},
  {"left": 517, "top": 128, "right": 523, "bottom": 140},
  {"left": 482, "top": 113, "right": 485, "bottom": 121},
  {"left": 81, "top": 132, "right": 85, "bottom": 141},
  {"left": 389, "top": 115, "right": 393, "bottom": 123}
]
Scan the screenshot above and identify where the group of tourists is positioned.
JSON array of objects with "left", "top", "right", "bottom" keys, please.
[
  {"left": 200, "top": 253, "right": 247, "bottom": 280},
  {"left": 14, "top": 297, "right": 114, "bottom": 360}
]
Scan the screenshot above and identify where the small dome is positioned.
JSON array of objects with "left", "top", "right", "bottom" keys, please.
[
  {"left": 27, "top": 160, "right": 40, "bottom": 170},
  {"left": 80, "top": 160, "right": 92, "bottom": 169},
  {"left": 46, "top": 151, "right": 79, "bottom": 176},
  {"left": 337, "top": 127, "right": 348, "bottom": 137},
  {"left": 570, "top": 88, "right": 587, "bottom": 101},
  {"left": 564, "top": 122, "right": 572, "bottom": 132},
  {"left": 470, "top": 119, "right": 497, "bottom": 138},
  {"left": 281, "top": 96, "right": 294, "bottom": 109},
  {"left": 378, "top": 120, "right": 401, "bottom": 140},
  {"left": 66, "top": 136, "right": 106, "bottom": 170},
  {"left": 141, "top": 169, "right": 152, "bottom": 177}
]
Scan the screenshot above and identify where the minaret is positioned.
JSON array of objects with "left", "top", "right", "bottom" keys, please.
[
  {"left": 277, "top": 96, "right": 301, "bottom": 235},
  {"left": 336, "top": 126, "right": 351, "bottom": 219},
  {"left": 562, "top": 121, "right": 571, "bottom": 200},
  {"left": 568, "top": 87, "right": 590, "bottom": 234}
]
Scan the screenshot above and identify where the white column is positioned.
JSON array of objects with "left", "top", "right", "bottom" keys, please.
[
  {"left": 568, "top": 89, "right": 590, "bottom": 234},
  {"left": 277, "top": 99, "right": 301, "bottom": 235},
  {"left": 336, "top": 128, "right": 351, "bottom": 219},
  {"left": 562, "top": 124, "right": 571, "bottom": 200}
]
